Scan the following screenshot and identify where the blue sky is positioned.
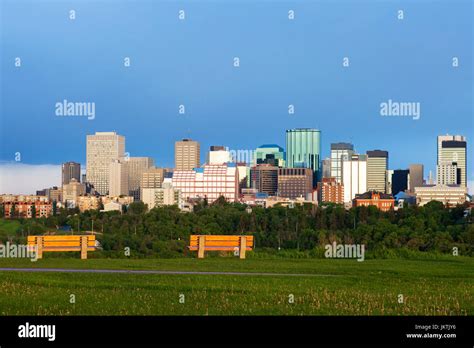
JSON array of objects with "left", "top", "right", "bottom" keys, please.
[{"left": 0, "top": 0, "right": 473, "bottom": 193}]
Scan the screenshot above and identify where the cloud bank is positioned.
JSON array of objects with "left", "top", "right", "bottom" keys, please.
[{"left": 0, "top": 163, "right": 61, "bottom": 195}]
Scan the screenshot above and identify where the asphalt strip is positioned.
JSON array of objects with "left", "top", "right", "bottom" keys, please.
[{"left": 0, "top": 267, "right": 339, "bottom": 277}]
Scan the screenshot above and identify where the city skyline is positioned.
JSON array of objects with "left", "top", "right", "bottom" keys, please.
[{"left": 0, "top": 128, "right": 471, "bottom": 196}]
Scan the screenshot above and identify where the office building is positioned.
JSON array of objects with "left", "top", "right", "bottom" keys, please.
[
  {"left": 62, "top": 162, "right": 81, "bottom": 186},
  {"left": 415, "top": 184, "right": 467, "bottom": 207},
  {"left": 409, "top": 164, "right": 424, "bottom": 192},
  {"left": 175, "top": 139, "right": 200, "bottom": 170},
  {"left": 140, "top": 167, "right": 166, "bottom": 198},
  {"left": 172, "top": 163, "right": 239, "bottom": 203},
  {"left": 86, "top": 132, "right": 125, "bottom": 195},
  {"left": 277, "top": 168, "right": 313, "bottom": 199},
  {"left": 437, "top": 163, "right": 460, "bottom": 185},
  {"left": 250, "top": 164, "right": 279, "bottom": 196},
  {"left": 330, "top": 143, "right": 354, "bottom": 183},
  {"left": 62, "top": 178, "right": 86, "bottom": 208},
  {"left": 437, "top": 135, "right": 467, "bottom": 187},
  {"left": 208, "top": 145, "right": 231, "bottom": 165},
  {"left": 367, "top": 150, "right": 389, "bottom": 193},
  {"left": 255, "top": 144, "right": 285, "bottom": 167},
  {"left": 341, "top": 154, "right": 367, "bottom": 203},
  {"left": 392, "top": 169, "right": 409, "bottom": 195},
  {"left": 285, "top": 128, "right": 321, "bottom": 186},
  {"left": 386, "top": 169, "right": 394, "bottom": 194},
  {"left": 321, "top": 158, "right": 331, "bottom": 179},
  {"left": 125, "top": 157, "right": 154, "bottom": 200},
  {"left": 108, "top": 159, "right": 128, "bottom": 197},
  {"left": 142, "top": 180, "right": 183, "bottom": 210}
]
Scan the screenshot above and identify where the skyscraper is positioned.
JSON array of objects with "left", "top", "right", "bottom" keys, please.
[
  {"left": 437, "top": 135, "right": 466, "bottom": 164},
  {"left": 437, "top": 135, "right": 467, "bottom": 187},
  {"left": 175, "top": 139, "right": 200, "bottom": 170},
  {"left": 250, "top": 164, "right": 279, "bottom": 196},
  {"left": 285, "top": 128, "right": 321, "bottom": 186},
  {"left": 62, "top": 162, "right": 81, "bottom": 186},
  {"left": 341, "top": 154, "right": 367, "bottom": 203},
  {"left": 409, "top": 164, "right": 424, "bottom": 192},
  {"left": 366, "top": 150, "right": 389, "bottom": 193},
  {"left": 125, "top": 157, "right": 154, "bottom": 200},
  {"left": 255, "top": 144, "right": 285, "bottom": 167},
  {"left": 86, "top": 132, "right": 125, "bottom": 195},
  {"left": 108, "top": 159, "right": 128, "bottom": 197},
  {"left": 437, "top": 163, "right": 460, "bottom": 185},
  {"left": 321, "top": 158, "right": 331, "bottom": 179},
  {"left": 330, "top": 143, "right": 354, "bottom": 183},
  {"left": 392, "top": 169, "right": 409, "bottom": 195}
]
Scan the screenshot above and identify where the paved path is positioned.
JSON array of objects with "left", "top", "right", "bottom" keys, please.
[{"left": 0, "top": 267, "right": 337, "bottom": 277}]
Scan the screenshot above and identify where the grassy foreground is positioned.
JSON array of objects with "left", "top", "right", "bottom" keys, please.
[{"left": 0, "top": 257, "right": 472, "bottom": 315}]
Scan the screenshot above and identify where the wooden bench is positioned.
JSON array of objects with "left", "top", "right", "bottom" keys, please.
[
  {"left": 27, "top": 235, "right": 97, "bottom": 259},
  {"left": 188, "top": 235, "right": 254, "bottom": 259}
]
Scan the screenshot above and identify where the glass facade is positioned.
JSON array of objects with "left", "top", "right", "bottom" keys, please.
[
  {"left": 255, "top": 144, "right": 285, "bottom": 167},
  {"left": 285, "top": 128, "right": 321, "bottom": 186}
]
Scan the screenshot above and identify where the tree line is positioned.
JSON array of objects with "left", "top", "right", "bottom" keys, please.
[{"left": 2, "top": 197, "right": 473, "bottom": 258}]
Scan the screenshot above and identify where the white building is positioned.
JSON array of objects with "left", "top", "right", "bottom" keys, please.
[
  {"left": 330, "top": 143, "right": 354, "bottom": 183},
  {"left": 414, "top": 184, "right": 467, "bottom": 206},
  {"left": 172, "top": 163, "right": 239, "bottom": 203},
  {"left": 437, "top": 163, "right": 459, "bottom": 185},
  {"left": 142, "top": 180, "right": 182, "bottom": 210},
  {"left": 386, "top": 169, "right": 394, "bottom": 194},
  {"left": 102, "top": 201, "right": 122, "bottom": 212},
  {"left": 341, "top": 154, "right": 367, "bottom": 203},
  {"left": 437, "top": 135, "right": 467, "bottom": 187},
  {"left": 86, "top": 132, "right": 125, "bottom": 195},
  {"left": 208, "top": 146, "right": 232, "bottom": 165}
]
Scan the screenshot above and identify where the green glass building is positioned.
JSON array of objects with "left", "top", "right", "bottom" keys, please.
[
  {"left": 285, "top": 128, "right": 321, "bottom": 186},
  {"left": 255, "top": 144, "right": 286, "bottom": 167}
]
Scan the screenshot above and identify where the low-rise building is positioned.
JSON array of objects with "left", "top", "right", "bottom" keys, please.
[
  {"left": 3, "top": 200, "right": 52, "bottom": 218},
  {"left": 414, "top": 184, "right": 467, "bottom": 206},
  {"left": 77, "top": 196, "right": 100, "bottom": 212},
  {"left": 62, "top": 179, "right": 86, "bottom": 208},
  {"left": 353, "top": 191, "right": 394, "bottom": 211},
  {"left": 317, "top": 177, "right": 344, "bottom": 204},
  {"left": 142, "top": 180, "right": 183, "bottom": 210}
]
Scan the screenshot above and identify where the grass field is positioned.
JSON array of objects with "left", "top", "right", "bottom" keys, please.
[
  {"left": 0, "top": 219, "right": 21, "bottom": 238},
  {"left": 0, "top": 257, "right": 472, "bottom": 315}
]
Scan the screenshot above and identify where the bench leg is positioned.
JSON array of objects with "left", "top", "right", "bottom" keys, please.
[
  {"left": 239, "top": 237, "right": 247, "bottom": 259},
  {"left": 81, "top": 236, "right": 88, "bottom": 260},
  {"left": 37, "top": 237, "right": 43, "bottom": 260},
  {"left": 198, "top": 236, "right": 205, "bottom": 259}
]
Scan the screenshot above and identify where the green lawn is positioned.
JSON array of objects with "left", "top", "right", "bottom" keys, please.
[
  {"left": 0, "top": 219, "right": 21, "bottom": 238},
  {"left": 0, "top": 257, "right": 472, "bottom": 315}
]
